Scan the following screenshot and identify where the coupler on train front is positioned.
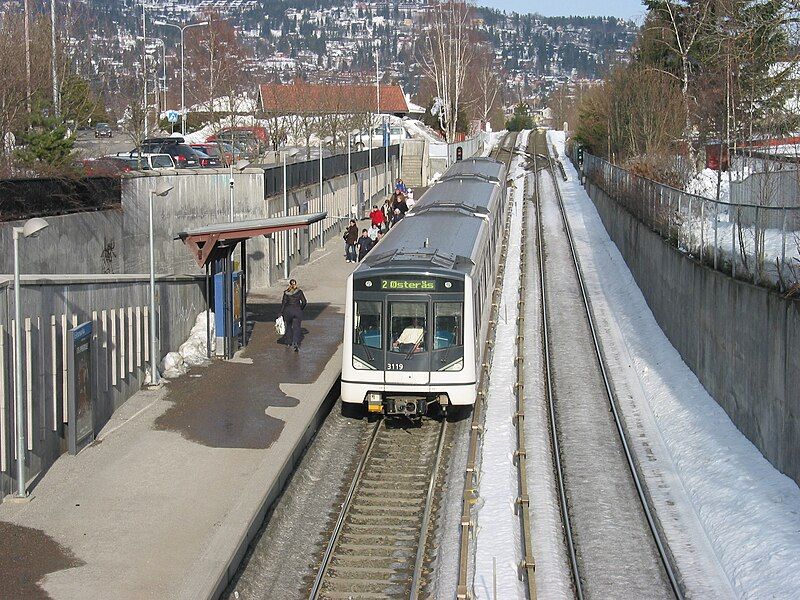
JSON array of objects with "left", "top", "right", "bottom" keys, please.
[{"left": 364, "top": 392, "right": 450, "bottom": 418}]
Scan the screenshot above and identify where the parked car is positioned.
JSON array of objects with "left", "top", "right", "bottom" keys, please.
[
  {"left": 82, "top": 156, "right": 132, "bottom": 175},
  {"left": 351, "top": 125, "right": 409, "bottom": 150},
  {"left": 193, "top": 149, "right": 221, "bottom": 168},
  {"left": 94, "top": 122, "right": 113, "bottom": 138},
  {"left": 206, "top": 127, "right": 266, "bottom": 159},
  {"left": 138, "top": 137, "right": 199, "bottom": 168},
  {"left": 112, "top": 152, "right": 176, "bottom": 170},
  {"left": 190, "top": 143, "right": 232, "bottom": 167}
]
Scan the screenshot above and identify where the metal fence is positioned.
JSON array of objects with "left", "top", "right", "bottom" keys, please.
[
  {"left": 263, "top": 145, "right": 399, "bottom": 197},
  {"left": 581, "top": 153, "right": 800, "bottom": 292}
]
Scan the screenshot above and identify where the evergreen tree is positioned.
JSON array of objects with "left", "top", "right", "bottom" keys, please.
[{"left": 15, "top": 111, "right": 76, "bottom": 172}]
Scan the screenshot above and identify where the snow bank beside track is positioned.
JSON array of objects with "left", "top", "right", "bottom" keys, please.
[{"left": 550, "top": 129, "right": 800, "bottom": 599}]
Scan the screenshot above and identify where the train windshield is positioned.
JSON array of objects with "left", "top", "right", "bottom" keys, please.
[
  {"left": 354, "top": 301, "right": 382, "bottom": 349},
  {"left": 388, "top": 302, "right": 427, "bottom": 354}
]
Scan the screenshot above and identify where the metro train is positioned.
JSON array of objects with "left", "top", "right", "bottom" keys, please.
[{"left": 341, "top": 157, "right": 509, "bottom": 417}]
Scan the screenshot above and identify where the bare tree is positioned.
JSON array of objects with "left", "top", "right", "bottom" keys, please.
[
  {"left": 184, "top": 13, "right": 248, "bottom": 133},
  {"left": 260, "top": 82, "right": 291, "bottom": 152},
  {"left": 472, "top": 45, "right": 501, "bottom": 128},
  {"left": 0, "top": 14, "right": 29, "bottom": 174},
  {"left": 643, "top": 0, "right": 714, "bottom": 163},
  {"left": 417, "top": 1, "right": 476, "bottom": 143}
]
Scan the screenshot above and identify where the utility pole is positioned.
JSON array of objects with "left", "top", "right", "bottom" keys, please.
[
  {"left": 142, "top": 1, "right": 148, "bottom": 136},
  {"left": 51, "top": 0, "right": 60, "bottom": 118},
  {"left": 24, "top": 0, "right": 31, "bottom": 114}
]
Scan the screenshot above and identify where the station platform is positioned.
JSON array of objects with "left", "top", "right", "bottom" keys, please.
[{"left": 0, "top": 238, "right": 356, "bottom": 599}]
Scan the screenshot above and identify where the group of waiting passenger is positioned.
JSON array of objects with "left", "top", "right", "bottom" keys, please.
[{"left": 343, "top": 178, "right": 414, "bottom": 263}]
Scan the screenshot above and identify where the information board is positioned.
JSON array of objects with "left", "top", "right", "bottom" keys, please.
[{"left": 67, "top": 321, "right": 94, "bottom": 455}]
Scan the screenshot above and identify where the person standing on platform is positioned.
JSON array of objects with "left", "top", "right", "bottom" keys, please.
[
  {"left": 357, "top": 229, "right": 374, "bottom": 261},
  {"left": 395, "top": 194, "right": 409, "bottom": 217},
  {"left": 370, "top": 205, "right": 386, "bottom": 232},
  {"left": 343, "top": 219, "right": 359, "bottom": 263},
  {"left": 281, "top": 278, "right": 307, "bottom": 352}
]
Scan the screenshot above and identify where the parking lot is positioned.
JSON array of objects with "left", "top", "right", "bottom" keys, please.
[{"left": 73, "top": 129, "right": 136, "bottom": 158}]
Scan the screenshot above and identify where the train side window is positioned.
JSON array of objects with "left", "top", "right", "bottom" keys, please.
[
  {"left": 434, "top": 302, "right": 463, "bottom": 349},
  {"left": 354, "top": 301, "right": 382, "bottom": 349}
]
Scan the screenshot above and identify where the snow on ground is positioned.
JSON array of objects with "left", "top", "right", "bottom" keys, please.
[
  {"left": 480, "top": 131, "right": 506, "bottom": 157},
  {"left": 401, "top": 117, "right": 443, "bottom": 143},
  {"left": 473, "top": 130, "right": 529, "bottom": 599},
  {"left": 686, "top": 166, "right": 757, "bottom": 202},
  {"left": 677, "top": 215, "right": 800, "bottom": 285},
  {"left": 160, "top": 312, "right": 215, "bottom": 379},
  {"left": 550, "top": 129, "right": 800, "bottom": 599},
  {"left": 687, "top": 168, "right": 733, "bottom": 201}
]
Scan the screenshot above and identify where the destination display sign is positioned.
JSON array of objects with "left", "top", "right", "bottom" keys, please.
[
  {"left": 381, "top": 279, "right": 435, "bottom": 290},
  {"left": 354, "top": 276, "right": 464, "bottom": 293}
]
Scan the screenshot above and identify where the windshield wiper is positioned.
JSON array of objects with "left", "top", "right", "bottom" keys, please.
[
  {"left": 439, "top": 326, "right": 459, "bottom": 368},
  {"left": 404, "top": 336, "right": 424, "bottom": 360},
  {"left": 357, "top": 332, "right": 374, "bottom": 361}
]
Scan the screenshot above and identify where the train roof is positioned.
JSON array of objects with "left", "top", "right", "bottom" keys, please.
[
  {"left": 411, "top": 178, "right": 501, "bottom": 214},
  {"left": 355, "top": 210, "right": 487, "bottom": 276},
  {"left": 438, "top": 157, "right": 507, "bottom": 183},
  {"left": 353, "top": 157, "right": 506, "bottom": 280}
]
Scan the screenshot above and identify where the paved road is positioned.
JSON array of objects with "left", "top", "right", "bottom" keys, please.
[{"left": 72, "top": 130, "right": 136, "bottom": 159}]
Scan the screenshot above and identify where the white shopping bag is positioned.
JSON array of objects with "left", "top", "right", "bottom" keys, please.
[{"left": 275, "top": 315, "right": 286, "bottom": 336}]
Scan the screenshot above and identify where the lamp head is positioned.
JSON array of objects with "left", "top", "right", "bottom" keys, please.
[
  {"left": 152, "top": 184, "right": 173, "bottom": 197},
  {"left": 234, "top": 159, "right": 251, "bottom": 171},
  {"left": 22, "top": 217, "right": 49, "bottom": 238}
]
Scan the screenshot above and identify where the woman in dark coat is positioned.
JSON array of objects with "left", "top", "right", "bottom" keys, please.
[{"left": 281, "top": 279, "right": 307, "bottom": 351}]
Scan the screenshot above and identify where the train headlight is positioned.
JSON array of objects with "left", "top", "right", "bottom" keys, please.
[
  {"left": 365, "top": 280, "right": 373, "bottom": 288},
  {"left": 444, "top": 281, "right": 452, "bottom": 289}
]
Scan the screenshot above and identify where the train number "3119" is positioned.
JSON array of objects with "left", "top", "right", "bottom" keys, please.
[{"left": 387, "top": 363, "right": 405, "bottom": 370}]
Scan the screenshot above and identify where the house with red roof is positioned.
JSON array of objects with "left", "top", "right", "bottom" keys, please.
[{"left": 258, "top": 81, "right": 410, "bottom": 116}]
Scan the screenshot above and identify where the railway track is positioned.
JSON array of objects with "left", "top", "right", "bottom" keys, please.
[
  {"left": 530, "top": 132, "right": 682, "bottom": 599},
  {"left": 454, "top": 132, "right": 522, "bottom": 599},
  {"left": 309, "top": 417, "right": 447, "bottom": 599}
]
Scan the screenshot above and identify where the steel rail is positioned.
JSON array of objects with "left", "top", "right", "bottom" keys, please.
[
  {"left": 410, "top": 418, "right": 448, "bottom": 600},
  {"left": 532, "top": 138, "right": 585, "bottom": 600},
  {"left": 515, "top": 176, "right": 537, "bottom": 599},
  {"left": 543, "top": 145, "right": 684, "bottom": 600},
  {"left": 308, "top": 418, "right": 382, "bottom": 599},
  {"left": 456, "top": 132, "right": 518, "bottom": 599}
]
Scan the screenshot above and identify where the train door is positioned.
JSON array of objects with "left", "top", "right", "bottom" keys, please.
[{"left": 384, "top": 295, "right": 431, "bottom": 385}]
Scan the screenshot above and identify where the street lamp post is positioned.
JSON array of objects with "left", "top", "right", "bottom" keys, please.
[
  {"left": 229, "top": 159, "right": 250, "bottom": 222},
  {"left": 148, "top": 184, "right": 173, "bottom": 387},
  {"left": 145, "top": 41, "right": 166, "bottom": 117},
  {"left": 154, "top": 20, "right": 209, "bottom": 134},
  {"left": 150, "top": 39, "right": 167, "bottom": 116},
  {"left": 50, "top": 0, "right": 59, "bottom": 118},
  {"left": 142, "top": 2, "right": 148, "bottom": 135},
  {"left": 13, "top": 217, "right": 49, "bottom": 498}
]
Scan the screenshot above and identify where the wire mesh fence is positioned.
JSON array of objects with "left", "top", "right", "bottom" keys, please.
[{"left": 581, "top": 153, "right": 800, "bottom": 293}]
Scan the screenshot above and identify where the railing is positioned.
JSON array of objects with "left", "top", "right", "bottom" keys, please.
[
  {"left": 581, "top": 153, "right": 800, "bottom": 292},
  {"left": 263, "top": 145, "right": 400, "bottom": 197}
]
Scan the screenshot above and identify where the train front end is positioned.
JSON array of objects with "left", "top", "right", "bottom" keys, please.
[{"left": 342, "top": 268, "right": 476, "bottom": 417}]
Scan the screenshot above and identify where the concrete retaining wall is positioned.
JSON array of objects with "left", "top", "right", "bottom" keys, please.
[
  {"left": 585, "top": 180, "right": 800, "bottom": 484},
  {"left": 0, "top": 162, "right": 398, "bottom": 290},
  {"left": 0, "top": 159, "right": 398, "bottom": 499}
]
